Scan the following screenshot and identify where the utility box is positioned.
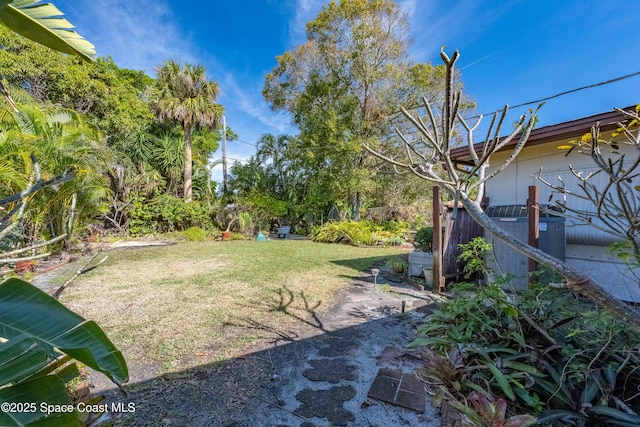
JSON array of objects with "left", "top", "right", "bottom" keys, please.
[
  {"left": 408, "top": 251, "right": 433, "bottom": 277},
  {"left": 484, "top": 205, "right": 565, "bottom": 290}
]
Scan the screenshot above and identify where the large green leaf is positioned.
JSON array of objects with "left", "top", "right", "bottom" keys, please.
[
  {"left": 0, "top": 337, "right": 48, "bottom": 385},
  {"left": 0, "top": 375, "right": 78, "bottom": 426},
  {"left": 0, "top": 0, "right": 95, "bottom": 61},
  {"left": 0, "top": 278, "right": 127, "bottom": 385}
]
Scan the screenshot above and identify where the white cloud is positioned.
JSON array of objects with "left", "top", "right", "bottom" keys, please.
[
  {"left": 222, "top": 73, "right": 294, "bottom": 137},
  {"left": 404, "top": 0, "right": 520, "bottom": 63},
  {"left": 73, "top": 0, "right": 198, "bottom": 74},
  {"left": 288, "top": 0, "right": 325, "bottom": 46}
]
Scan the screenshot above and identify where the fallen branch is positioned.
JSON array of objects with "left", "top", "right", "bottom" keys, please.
[{"left": 52, "top": 250, "right": 108, "bottom": 299}]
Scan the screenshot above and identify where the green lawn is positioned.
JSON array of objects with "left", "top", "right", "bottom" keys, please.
[{"left": 61, "top": 239, "right": 409, "bottom": 375}]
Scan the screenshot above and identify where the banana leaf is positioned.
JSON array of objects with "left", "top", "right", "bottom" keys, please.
[
  {"left": 0, "top": 0, "right": 95, "bottom": 61},
  {"left": 0, "top": 375, "right": 79, "bottom": 426},
  {"left": 0, "top": 278, "right": 127, "bottom": 426},
  {"left": 0, "top": 278, "right": 127, "bottom": 385}
]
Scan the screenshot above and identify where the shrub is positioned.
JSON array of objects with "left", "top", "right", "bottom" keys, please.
[
  {"left": 310, "top": 220, "right": 405, "bottom": 246},
  {"left": 182, "top": 226, "right": 207, "bottom": 241},
  {"left": 410, "top": 282, "right": 640, "bottom": 425},
  {"left": 413, "top": 226, "right": 433, "bottom": 252},
  {"left": 128, "top": 194, "right": 216, "bottom": 235},
  {"left": 380, "top": 220, "right": 409, "bottom": 235},
  {"left": 457, "top": 236, "right": 492, "bottom": 279},
  {"left": 389, "top": 260, "right": 407, "bottom": 274}
]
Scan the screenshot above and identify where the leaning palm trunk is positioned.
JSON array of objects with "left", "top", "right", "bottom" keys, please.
[
  {"left": 184, "top": 124, "right": 194, "bottom": 202},
  {"left": 460, "top": 196, "right": 640, "bottom": 329},
  {"left": 364, "top": 48, "right": 640, "bottom": 331}
]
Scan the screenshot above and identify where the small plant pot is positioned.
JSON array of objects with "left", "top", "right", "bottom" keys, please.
[
  {"left": 15, "top": 260, "right": 35, "bottom": 274},
  {"left": 423, "top": 268, "right": 433, "bottom": 288},
  {"left": 222, "top": 231, "right": 231, "bottom": 241}
]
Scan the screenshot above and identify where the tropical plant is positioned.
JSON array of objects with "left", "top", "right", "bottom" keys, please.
[
  {"left": 9, "top": 104, "right": 113, "bottom": 242},
  {"left": 448, "top": 391, "right": 536, "bottom": 427},
  {"left": 413, "top": 226, "right": 434, "bottom": 252},
  {"left": 410, "top": 281, "right": 640, "bottom": 425},
  {"left": 457, "top": 236, "right": 493, "bottom": 280},
  {"left": 0, "top": 278, "right": 128, "bottom": 426},
  {"left": 0, "top": 5, "right": 128, "bottom": 426},
  {"left": 1, "top": 153, "right": 127, "bottom": 426},
  {"left": 150, "top": 60, "right": 224, "bottom": 202},
  {"left": 0, "top": 0, "right": 95, "bottom": 61},
  {"left": 223, "top": 211, "right": 253, "bottom": 234}
]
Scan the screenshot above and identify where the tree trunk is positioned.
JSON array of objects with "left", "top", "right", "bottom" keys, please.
[
  {"left": 352, "top": 191, "right": 361, "bottom": 221},
  {"left": 460, "top": 195, "right": 640, "bottom": 331},
  {"left": 184, "top": 124, "right": 193, "bottom": 202}
]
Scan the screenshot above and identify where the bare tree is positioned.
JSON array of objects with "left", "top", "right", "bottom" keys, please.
[
  {"left": 537, "top": 109, "right": 640, "bottom": 266},
  {"left": 364, "top": 49, "right": 640, "bottom": 330}
]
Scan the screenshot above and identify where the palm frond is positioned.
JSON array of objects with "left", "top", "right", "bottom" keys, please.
[{"left": 0, "top": 0, "right": 95, "bottom": 61}]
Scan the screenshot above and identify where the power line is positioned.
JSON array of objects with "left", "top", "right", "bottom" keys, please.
[
  {"left": 480, "top": 69, "right": 640, "bottom": 115},
  {"left": 234, "top": 138, "right": 256, "bottom": 147},
  {"left": 224, "top": 69, "right": 640, "bottom": 154}
]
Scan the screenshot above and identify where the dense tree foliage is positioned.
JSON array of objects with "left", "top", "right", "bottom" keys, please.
[
  {"left": 0, "top": 27, "right": 226, "bottom": 238},
  {"left": 263, "top": 0, "right": 468, "bottom": 220},
  {"left": 1, "top": 0, "right": 461, "bottom": 241}
]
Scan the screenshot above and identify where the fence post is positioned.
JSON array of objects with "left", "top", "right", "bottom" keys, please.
[
  {"left": 527, "top": 185, "right": 540, "bottom": 283},
  {"left": 433, "top": 186, "right": 443, "bottom": 292}
]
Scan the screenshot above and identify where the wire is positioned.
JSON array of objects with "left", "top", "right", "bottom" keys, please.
[
  {"left": 224, "top": 69, "right": 640, "bottom": 152},
  {"left": 234, "top": 138, "right": 256, "bottom": 147},
  {"left": 480, "top": 69, "right": 640, "bottom": 115}
]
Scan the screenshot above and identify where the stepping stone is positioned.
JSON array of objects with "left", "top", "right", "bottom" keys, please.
[
  {"left": 294, "top": 386, "right": 356, "bottom": 426},
  {"left": 317, "top": 334, "right": 359, "bottom": 357},
  {"left": 302, "top": 358, "right": 358, "bottom": 383},
  {"left": 367, "top": 368, "right": 427, "bottom": 413}
]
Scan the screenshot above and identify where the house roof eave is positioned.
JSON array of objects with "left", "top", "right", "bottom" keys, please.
[{"left": 449, "top": 105, "right": 637, "bottom": 164}]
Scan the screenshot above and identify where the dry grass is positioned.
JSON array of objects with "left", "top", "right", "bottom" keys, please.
[{"left": 60, "top": 239, "right": 408, "bottom": 376}]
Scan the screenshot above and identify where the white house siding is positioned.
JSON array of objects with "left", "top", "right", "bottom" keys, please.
[{"left": 484, "top": 135, "right": 640, "bottom": 301}]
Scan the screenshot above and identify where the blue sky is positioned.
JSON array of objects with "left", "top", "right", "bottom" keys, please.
[{"left": 54, "top": 0, "right": 640, "bottom": 183}]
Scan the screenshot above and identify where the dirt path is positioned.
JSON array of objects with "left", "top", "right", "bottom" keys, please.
[{"left": 80, "top": 261, "right": 445, "bottom": 426}]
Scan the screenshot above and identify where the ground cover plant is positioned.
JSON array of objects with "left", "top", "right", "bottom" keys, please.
[
  {"left": 410, "top": 279, "right": 640, "bottom": 426},
  {"left": 60, "top": 240, "right": 409, "bottom": 377},
  {"left": 310, "top": 220, "right": 408, "bottom": 246}
]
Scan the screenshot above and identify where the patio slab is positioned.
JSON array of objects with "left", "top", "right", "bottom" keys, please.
[{"left": 367, "top": 368, "right": 427, "bottom": 413}]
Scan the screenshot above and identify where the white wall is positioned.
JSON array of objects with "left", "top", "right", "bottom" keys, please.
[{"left": 484, "top": 135, "right": 640, "bottom": 301}]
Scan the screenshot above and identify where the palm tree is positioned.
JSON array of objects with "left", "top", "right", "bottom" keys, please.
[
  {"left": 8, "top": 104, "right": 113, "bottom": 239},
  {"left": 150, "top": 60, "right": 224, "bottom": 202}
]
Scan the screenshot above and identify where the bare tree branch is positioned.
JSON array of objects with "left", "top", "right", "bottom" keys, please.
[
  {"left": 365, "top": 47, "right": 640, "bottom": 331},
  {"left": 1, "top": 155, "right": 75, "bottom": 268}
]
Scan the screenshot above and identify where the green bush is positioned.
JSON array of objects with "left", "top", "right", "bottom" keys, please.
[
  {"left": 182, "top": 226, "right": 207, "bottom": 241},
  {"left": 410, "top": 282, "right": 640, "bottom": 425},
  {"left": 457, "top": 236, "right": 492, "bottom": 279},
  {"left": 310, "top": 220, "right": 405, "bottom": 246},
  {"left": 413, "top": 226, "right": 433, "bottom": 252},
  {"left": 380, "top": 220, "right": 409, "bottom": 235},
  {"left": 128, "top": 193, "right": 216, "bottom": 235},
  {"left": 389, "top": 260, "right": 407, "bottom": 274}
]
